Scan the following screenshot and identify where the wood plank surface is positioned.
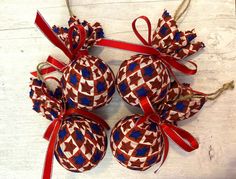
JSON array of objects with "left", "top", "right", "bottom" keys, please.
[{"left": 0, "top": 0, "right": 235, "bottom": 178}]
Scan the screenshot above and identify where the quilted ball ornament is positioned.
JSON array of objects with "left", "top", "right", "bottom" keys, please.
[
  {"left": 116, "top": 54, "right": 171, "bottom": 106},
  {"left": 54, "top": 115, "right": 107, "bottom": 172},
  {"left": 61, "top": 57, "right": 115, "bottom": 110},
  {"left": 53, "top": 16, "right": 115, "bottom": 110},
  {"left": 116, "top": 10, "right": 204, "bottom": 107},
  {"left": 110, "top": 115, "right": 163, "bottom": 171}
]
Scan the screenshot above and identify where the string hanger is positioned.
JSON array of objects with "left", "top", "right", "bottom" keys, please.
[
  {"left": 37, "top": 62, "right": 49, "bottom": 83},
  {"left": 174, "top": 0, "right": 191, "bottom": 22},
  {"left": 176, "top": 81, "right": 235, "bottom": 102},
  {"left": 65, "top": 0, "right": 191, "bottom": 21},
  {"left": 66, "top": 0, "right": 74, "bottom": 17}
]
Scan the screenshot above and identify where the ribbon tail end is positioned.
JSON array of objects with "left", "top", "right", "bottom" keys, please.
[{"left": 31, "top": 71, "right": 38, "bottom": 77}]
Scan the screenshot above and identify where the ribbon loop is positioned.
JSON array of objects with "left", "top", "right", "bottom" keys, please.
[
  {"left": 161, "top": 123, "right": 199, "bottom": 152},
  {"left": 68, "top": 24, "right": 87, "bottom": 55},
  {"left": 132, "top": 16, "right": 152, "bottom": 45},
  {"left": 35, "top": 12, "right": 87, "bottom": 60}
]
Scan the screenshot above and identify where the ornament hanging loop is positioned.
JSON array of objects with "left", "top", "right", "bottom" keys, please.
[
  {"left": 206, "top": 80, "right": 234, "bottom": 100},
  {"left": 37, "top": 61, "right": 49, "bottom": 82},
  {"left": 66, "top": 0, "right": 74, "bottom": 16},
  {"left": 174, "top": 0, "right": 191, "bottom": 22},
  {"left": 176, "top": 80, "right": 234, "bottom": 102}
]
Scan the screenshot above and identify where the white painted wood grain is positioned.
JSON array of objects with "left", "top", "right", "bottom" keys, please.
[{"left": 0, "top": 0, "right": 235, "bottom": 178}]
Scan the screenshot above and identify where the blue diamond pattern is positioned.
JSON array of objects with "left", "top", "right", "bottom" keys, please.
[
  {"left": 144, "top": 66, "right": 154, "bottom": 77},
  {"left": 92, "top": 151, "right": 102, "bottom": 163},
  {"left": 136, "top": 87, "right": 148, "bottom": 97},
  {"left": 74, "top": 154, "right": 85, "bottom": 165},
  {"left": 113, "top": 131, "right": 120, "bottom": 142},
  {"left": 33, "top": 101, "right": 40, "bottom": 112},
  {"left": 81, "top": 97, "right": 91, "bottom": 106},
  {"left": 160, "top": 26, "right": 168, "bottom": 35},
  {"left": 147, "top": 156, "right": 157, "bottom": 165},
  {"left": 129, "top": 130, "right": 142, "bottom": 140},
  {"left": 75, "top": 129, "right": 84, "bottom": 141},
  {"left": 59, "top": 128, "right": 67, "bottom": 139},
  {"left": 91, "top": 123, "right": 101, "bottom": 134},
  {"left": 128, "top": 62, "right": 137, "bottom": 71},
  {"left": 70, "top": 74, "right": 78, "bottom": 86},
  {"left": 97, "top": 82, "right": 105, "bottom": 93},
  {"left": 119, "top": 82, "right": 127, "bottom": 94},
  {"left": 117, "top": 154, "right": 126, "bottom": 163},
  {"left": 82, "top": 68, "right": 90, "bottom": 78},
  {"left": 136, "top": 147, "right": 148, "bottom": 157},
  {"left": 176, "top": 102, "right": 185, "bottom": 112}
]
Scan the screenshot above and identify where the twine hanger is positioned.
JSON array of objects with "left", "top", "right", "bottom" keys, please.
[
  {"left": 174, "top": 0, "right": 191, "bottom": 22},
  {"left": 65, "top": 0, "right": 191, "bottom": 21},
  {"left": 66, "top": 0, "right": 74, "bottom": 16},
  {"left": 37, "top": 62, "right": 49, "bottom": 83},
  {"left": 176, "top": 81, "right": 235, "bottom": 102}
]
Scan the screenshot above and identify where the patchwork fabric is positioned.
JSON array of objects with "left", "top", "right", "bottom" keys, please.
[
  {"left": 157, "top": 81, "right": 206, "bottom": 122},
  {"left": 151, "top": 10, "right": 204, "bottom": 60},
  {"left": 29, "top": 78, "right": 62, "bottom": 121},
  {"left": 52, "top": 16, "right": 104, "bottom": 51},
  {"left": 116, "top": 54, "right": 170, "bottom": 106},
  {"left": 61, "top": 56, "right": 115, "bottom": 110},
  {"left": 55, "top": 115, "right": 107, "bottom": 172},
  {"left": 110, "top": 115, "right": 163, "bottom": 171}
]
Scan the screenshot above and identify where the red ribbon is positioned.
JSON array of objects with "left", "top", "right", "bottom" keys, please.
[
  {"left": 137, "top": 96, "right": 199, "bottom": 173},
  {"left": 31, "top": 12, "right": 88, "bottom": 77},
  {"left": 96, "top": 16, "right": 198, "bottom": 82}
]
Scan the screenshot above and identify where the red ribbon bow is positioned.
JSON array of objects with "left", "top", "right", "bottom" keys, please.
[
  {"left": 137, "top": 96, "right": 199, "bottom": 173},
  {"left": 96, "top": 16, "right": 198, "bottom": 83},
  {"left": 31, "top": 12, "right": 88, "bottom": 77}
]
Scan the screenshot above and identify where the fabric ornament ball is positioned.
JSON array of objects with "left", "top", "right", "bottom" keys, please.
[
  {"left": 116, "top": 11, "right": 204, "bottom": 107},
  {"left": 110, "top": 115, "right": 163, "bottom": 171},
  {"left": 53, "top": 16, "right": 116, "bottom": 110},
  {"left": 54, "top": 115, "right": 107, "bottom": 172},
  {"left": 61, "top": 57, "right": 115, "bottom": 111},
  {"left": 116, "top": 54, "right": 171, "bottom": 106}
]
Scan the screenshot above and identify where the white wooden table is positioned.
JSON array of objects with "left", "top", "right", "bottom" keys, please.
[{"left": 0, "top": 0, "right": 235, "bottom": 178}]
